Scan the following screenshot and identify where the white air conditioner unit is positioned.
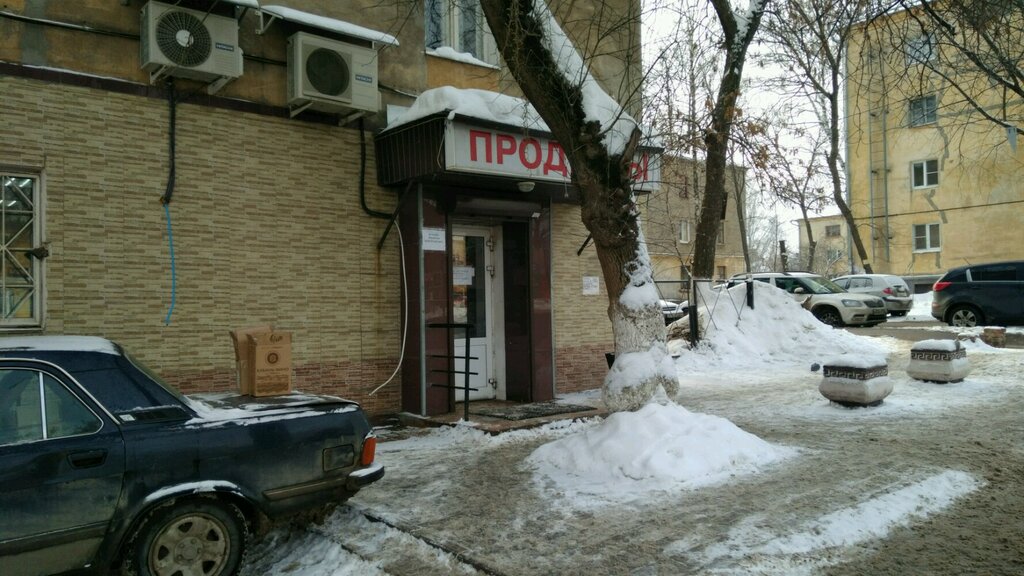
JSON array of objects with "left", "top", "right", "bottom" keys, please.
[
  {"left": 140, "top": 0, "right": 243, "bottom": 87},
  {"left": 287, "top": 32, "right": 379, "bottom": 116}
]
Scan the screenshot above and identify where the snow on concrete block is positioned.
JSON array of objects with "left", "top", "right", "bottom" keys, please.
[
  {"left": 907, "top": 339, "right": 970, "bottom": 383},
  {"left": 819, "top": 363, "right": 893, "bottom": 407}
]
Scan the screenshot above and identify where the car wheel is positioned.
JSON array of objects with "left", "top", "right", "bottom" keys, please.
[
  {"left": 813, "top": 307, "right": 844, "bottom": 327},
  {"left": 124, "top": 499, "right": 247, "bottom": 576},
  {"left": 948, "top": 305, "right": 982, "bottom": 327}
]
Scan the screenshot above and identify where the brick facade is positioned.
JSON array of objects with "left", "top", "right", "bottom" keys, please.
[{"left": 2, "top": 75, "right": 404, "bottom": 415}]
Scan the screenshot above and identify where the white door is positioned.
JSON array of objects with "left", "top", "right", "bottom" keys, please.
[{"left": 451, "top": 227, "right": 496, "bottom": 400}]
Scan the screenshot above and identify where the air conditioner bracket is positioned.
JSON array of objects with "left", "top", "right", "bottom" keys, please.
[
  {"left": 289, "top": 100, "right": 315, "bottom": 118},
  {"left": 206, "top": 76, "right": 235, "bottom": 95}
]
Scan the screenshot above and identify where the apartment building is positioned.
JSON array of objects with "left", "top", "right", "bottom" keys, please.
[{"left": 845, "top": 5, "right": 1024, "bottom": 288}]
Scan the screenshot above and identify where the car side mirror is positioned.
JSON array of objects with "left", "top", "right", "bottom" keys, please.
[{"left": 793, "top": 287, "right": 806, "bottom": 294}]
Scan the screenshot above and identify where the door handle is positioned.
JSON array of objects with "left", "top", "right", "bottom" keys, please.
[{"left": 68, "top": 449, "right": 107, "bottom": 469}]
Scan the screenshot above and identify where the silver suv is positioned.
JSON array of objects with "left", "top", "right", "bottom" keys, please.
[{"left": 727, "top": 272, "right": 888, "bottom": 327}]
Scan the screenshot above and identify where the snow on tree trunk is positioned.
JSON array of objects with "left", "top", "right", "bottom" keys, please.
[
  {"left": 601, "top": 236, "right": 679, "bottom": 411},
  {"left": 479, "top": 0, "right": 675, "bottom": 410}
]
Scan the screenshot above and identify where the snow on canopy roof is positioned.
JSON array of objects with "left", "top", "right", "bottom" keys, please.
[
  {"left": 385, "top": 86, "right": 549, "bottom": 132},
  {"left": 0, "top": 336, "right": 119, "bottom": 355},
  {"left": 259, "top": 5, "right": 399, "bottom": 47}
]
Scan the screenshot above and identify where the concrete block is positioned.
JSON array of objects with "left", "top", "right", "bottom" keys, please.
[
  {"left": 907, "top": 339, "right": 970, "bottom": 383},
  {"left": 820, "top": 364, "right": 892, "bottom": 407}
]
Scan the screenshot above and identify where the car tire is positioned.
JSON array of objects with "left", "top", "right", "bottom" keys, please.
[
  {"left": 813, "top": 306, "right": 844, "bottom": 327},
  {"left": 947, "top": 305, "right": 983, "bottom": 327},
  {"left": 123, "top": 499, "right": 248, "bottom": 576}
]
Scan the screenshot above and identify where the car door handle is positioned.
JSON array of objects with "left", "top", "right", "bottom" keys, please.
[{"left": 68, "top": 449, "right": 107, "bottom": 469}]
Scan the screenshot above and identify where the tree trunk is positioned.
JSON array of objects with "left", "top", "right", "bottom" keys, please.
[
  {"left": 692, "top": 0, "right": 767, "bottom": 279},
  {"left": 825, "top": 66, "right": 873, "bottom": 273},
  {"left": 479, "top": 0, "right": 677, "bottom": 411}
]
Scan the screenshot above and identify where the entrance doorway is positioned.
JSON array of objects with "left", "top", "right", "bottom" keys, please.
[{"left": 451, "top": 226, "right": 503, "bottom": 401}]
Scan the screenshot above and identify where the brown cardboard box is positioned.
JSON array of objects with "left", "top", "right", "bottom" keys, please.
[
  {"left": 248, "top": 331, "right": 293, "bottom": 397},
  {"left": 229, "top": 325, "right": 272, "bottom": 395}
]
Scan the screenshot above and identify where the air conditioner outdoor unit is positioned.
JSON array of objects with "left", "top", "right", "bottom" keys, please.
[
  {"left": 287, "top": 32, "right": 379, "bottom": 116},
  {"left": 140, "top": 0, "right": 243, "bottom": 86}
]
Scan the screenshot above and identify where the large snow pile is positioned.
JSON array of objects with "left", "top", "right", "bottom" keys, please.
[
  {"left": 670, "top": 281, "right": 891, "bottom": 371},
  {"left": 527, "top": 397, "right": 795, "bottom": 509},
  {"left": 526, "top": 281, "right": 902, "bottom": 509}
]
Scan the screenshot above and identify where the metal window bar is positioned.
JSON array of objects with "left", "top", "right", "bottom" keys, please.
[{"left": 426, "top": 322, "right": 477, "bottom": 422}]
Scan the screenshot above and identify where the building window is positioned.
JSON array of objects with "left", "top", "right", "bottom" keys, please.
[
  {"left": 679, "top": 220, "right": 691, "bottom": 243},
  {"left": 911, "top": 159, "right": 939, "bottom": 188},
  {"left": 905, "top": 33, "right": 936, "bottom": 65},
  {"left": 826, "top": 248, "right": 843, "bottom": 261},
  {"left": 913, "top": 223, "right": 941, "bottom": 251},
  {"left": 909, "top": 95, "right": 938, "bottom": 126},
  {"left": 717, "top": 223, "right": 725, "bottom": 245},
  {"left": 678, "top": 175, "right": 689, "bottom": 199},
  {"left": 825, "top": 224, "right": 841, "bottom": 237},
  {"left": 425, "top": 0, "right": 499, "bottom": 65},
  {"left": 0, "top": 173, "right": 42, "bottom": 328},
  {"left": 716, "top": 266, "right": 727, "bottom": 280}
]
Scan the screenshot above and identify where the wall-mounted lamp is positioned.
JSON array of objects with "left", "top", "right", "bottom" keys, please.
[{"left": 516, "top": 181, "right": 535, "bottom": 193}]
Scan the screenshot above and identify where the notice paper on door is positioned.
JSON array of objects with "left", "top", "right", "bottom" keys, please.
[{"left": 454, "top": 266, "right": 475, "bottom": 286}]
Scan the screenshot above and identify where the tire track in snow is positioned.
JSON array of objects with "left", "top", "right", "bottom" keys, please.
[{"left": 669, "top": 470, "right": 984, "bottom": 575}]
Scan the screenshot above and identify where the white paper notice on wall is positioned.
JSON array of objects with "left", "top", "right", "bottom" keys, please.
[
  {"left": 453, "top": 266, "right": 475, "bottom": 286},
  {"left": 582, "top": 276, "right": 600, "bottom": 295},
  {"left": 422, "top": 228, "right": 446, "bottom": 252}
]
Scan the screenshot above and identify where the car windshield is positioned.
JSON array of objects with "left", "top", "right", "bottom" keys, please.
[{"left": 800, "top": 276, "right": 846, "bottom": 294}]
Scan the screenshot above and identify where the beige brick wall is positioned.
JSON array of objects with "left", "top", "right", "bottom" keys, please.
[
  {"left": 1, "top": 76, "right": 403, "bottom": 415},
  {"left": 550, "top": 204, "right": 614, "bottom": 394}
]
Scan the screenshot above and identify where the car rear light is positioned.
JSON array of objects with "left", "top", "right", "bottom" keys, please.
[
  {"left": 933, "top": 281, "right": 951, "bottom": 291},
  {"left": 360, "top": 435, "right": 377, "bottom": 466},
  {"left": 882, "top": 287, "right": 893, "bottom": 295}
]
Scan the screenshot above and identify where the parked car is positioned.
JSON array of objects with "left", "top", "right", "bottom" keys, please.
[
  {"left": 659, "top": 299, "right": 688, "bottom": 325},
  {"left": 726, "top": 272, "right": 888, "bottom": 327},
  {"left": 833, "top": 274, "right": 914, "bottom": 316},
  {"left": 931, "top": 261, "right": 1024, "bottom": 327},
  {"left": 0, "top": 336, "right": 384, "bottom": 576}
]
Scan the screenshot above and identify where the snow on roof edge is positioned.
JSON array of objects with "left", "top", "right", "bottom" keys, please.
[
  {"left": 260, "top": 5, "right": 399, "bottom": 47},
  {"left": 222, "top": 0, "right": 260, "bottom": 9}
]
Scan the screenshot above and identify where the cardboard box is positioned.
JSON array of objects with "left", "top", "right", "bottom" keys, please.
[
  {"left": 229, "top": 325, "right": 272, "bottom": 395},
  {"left": 248, "top": 330, "right": 293, "bottom": 397}
]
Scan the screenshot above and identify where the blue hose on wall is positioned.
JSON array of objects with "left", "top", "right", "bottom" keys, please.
[
  {"left": 163, "top": 202, "right": 176, "bottom": 326},
  {"left": 161, "top": 81, "right": 177, "bottom": 326}
]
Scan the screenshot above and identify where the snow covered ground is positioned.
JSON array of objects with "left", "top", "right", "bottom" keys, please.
[{"left": 241, "top": 284, "right": 1024, "bottom": 575}]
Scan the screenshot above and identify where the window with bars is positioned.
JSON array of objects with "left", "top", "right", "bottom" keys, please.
[
  {"left": 425, "top": 0, "right": 499, "bottom": 65},
  {"left": 911, "top": 159, "right": 939, "bottom": 188},
  {"left": 909, "top": 95, "right": 938, "bottom": 126},
  {"left": 825, "top": 224, "right": 841, "bottom": 237},
  {"left": 0, "top": 173, "right": 42, "bottom": 327},
  {"left": 913, "top": 223, "right": 941, "bottom": 251}
]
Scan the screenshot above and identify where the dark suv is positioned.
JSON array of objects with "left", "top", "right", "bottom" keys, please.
[{"left": 931, "top": 261, "right": 1024, "bottom": 326}]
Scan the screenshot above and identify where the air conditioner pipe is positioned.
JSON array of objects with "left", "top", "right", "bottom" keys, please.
[{"left": 358, "top": 118, "right": 391, "bottom": 220}]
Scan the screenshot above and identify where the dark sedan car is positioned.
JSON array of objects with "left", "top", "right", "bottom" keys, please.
[
  {"left": 932, "top": 261, "right": 1024, "bottom": 326},
  {"left": 0, "top": 336, "right": 383, "bottom": 576}
]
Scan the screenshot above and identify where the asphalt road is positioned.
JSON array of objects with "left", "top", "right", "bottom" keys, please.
[{"left": 846, "top": 319, "right": 1024, "bottom": 349}]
